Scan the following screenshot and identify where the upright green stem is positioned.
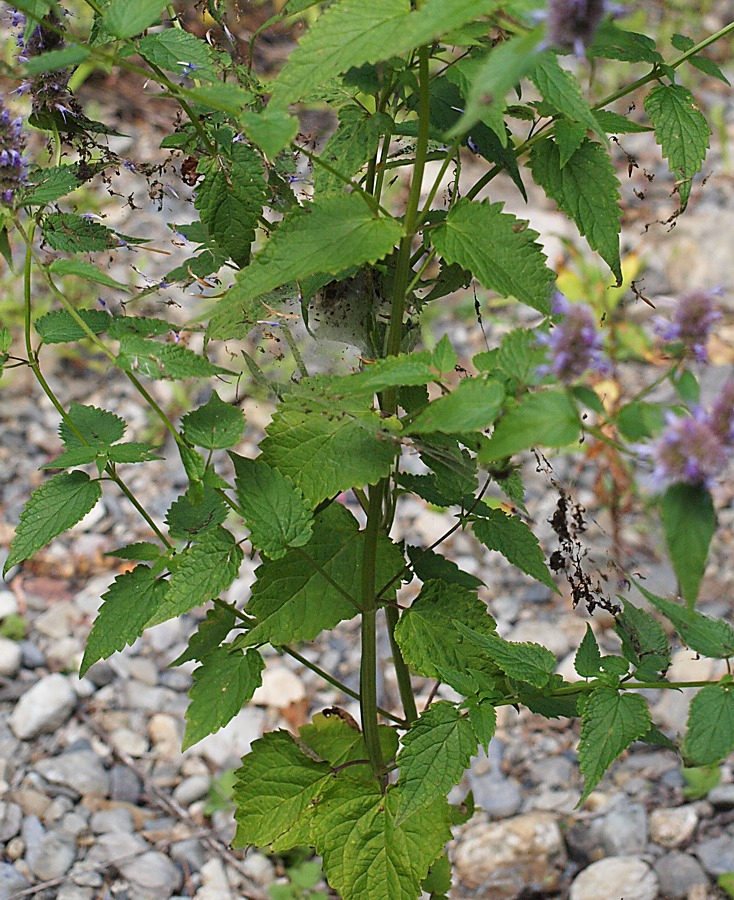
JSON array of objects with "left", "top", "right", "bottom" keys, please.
[{"left": 360, "top": 486, "right": 386, "bottom": 778}]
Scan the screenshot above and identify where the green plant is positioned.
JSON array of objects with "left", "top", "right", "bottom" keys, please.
[{"left": 3, "top": 2, "right": 734, "bottom": 897}]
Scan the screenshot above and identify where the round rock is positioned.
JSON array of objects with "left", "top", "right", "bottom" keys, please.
[
  {"left": 10, "top": 673, "right": 76, "bottom": 739},
  {"left": 649, "top": 805, "right": 698, "bottom": 848},
  {"left": 117, "top": 850, "right": 183, "bottom": 896},
  {"left": 654, "top": 851, "right": 708, "bottom": 899},
  {"left": 569, "top": 856, "right": 658, "bottom": 900},
  {"left": 34, "top": 750, "right": 109, "bottom": 798},
  {"left": 454, "top": 812, "right": 567, "bottom": 895},
  {"left": 0, "top": 862, "right": 29, "bottom": 899},
  {"left": 0, "top": 638, "right": 21, "bottom": 678}
]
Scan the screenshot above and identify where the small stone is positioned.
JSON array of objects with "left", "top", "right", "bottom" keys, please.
[
  {"left": 10, "top": 673, "right": 76, "bottom": 739},
  {"left": 128, "top": 656, "right": 159, "bottom": 686},
  {"left": 13, "top": 788, "right": 51, "bottom": 818},
  {"left": 649, "top": 805, "right": 699, "bottom": 848},
  {"left": 85, "top": 831, "right": 148, "bottom": 867},
  {"left": 707, "top": 783, "right": 734, "bottom": 808},
  {"left": 170, "top": 838, "right": 207, "bottom": 874},
  {"left": 0, "top": 592, "right": 19, "bottom": 619},
  {"left": 145, "top": 619, "right": 183, "bottom": 652},
  {"left": 59, "top": 812, "right": 87, "bottom": 837},
  {"left": 109, "top": 764, "right": 142, "bottom": 803},
  {"left": 57, "top": 887, "right": 94, "bottom": 900},
  {"left": 251, "top": 665, "right": 306, "bottom": 708},
  {"left": 35, "top": 750, "right": 109, "bottom": 798},
  {"left": 0, "top": 862, "right": 29, "bottom": 899},
  {"left": 34, "top": 602, "right": 76, "bottom": 640},
  {"left": 694, "top": 833, "right": 734, "bottom": 876},
  {"left": 194, "top": 707, "right": 265, "bottom": 768},
  {"left": 0, "top": 638, "right": 22, "bottom": 677},
  {"left": 596, "top": 800, "right": 648, "bottom": 856},
  {"left": 240, "top": 851, "right": 275, "bottom": 886},
  {"left": 5, "top": 836, "right": 24, "bottom": 861},
  {"left": 468, "top": 774, "right": 523, "bottom": 820},
  {"left": 0, "top": 802, "right": 22, "bottom": 842},
  {"left": 569, "top": 856, "right": 658, "bottom": 900},
  {"left": 173, "top": 775, "right": 210, "bottom": 807},
  {"left": 90, "top": 807, "right": 135, "bottom": 834},
  {"left": 117, "top": 850, "right": 183, "bottom": 896},
  {"left": 159, "top": 668, "right": 193, "bottom": 692},
  {"left": 148, "top": 712, "right": 181, "bottom": 754},
  {"left": 654, "top": 851, "right": 708, "bottom": 899},
  {"left": 46, "top": 636, "right": 84, "bottom": 671},
  {"left": 211, "top": 808, "right": 236, "bottom": 844},
  {"left": 43, "top": 795, "right": 74, "bottom": 822},
  {"left": 18, "top": 641, "right": 46, "bottom": 670},
  {"left": 23, "top": 819, "right": 77, "bottom": 881},
  {"left": 111, "top": 727, "right": 149, "bottom": 758},
  {"left": 454, "top": 812, "right": 567, "bottom": 895},
  {"left": 84, "top": 660, "right": 115, "bottom": 687}
]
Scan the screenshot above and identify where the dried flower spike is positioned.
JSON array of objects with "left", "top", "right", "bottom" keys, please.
[
  {"left": 654, "top": 289, "right": 722, "bottom": 363},
  {"left": 19, "top": 9, "right": 81, "bottom": 122},
  {"left": 546, "top": 0, "right": 606, "bottom": 56},
  {"left": 709, "top": 380, "right": 734, "bottom": 446},
  {"left": 537, "top": 294, "right": 608, "bottom": 384}
]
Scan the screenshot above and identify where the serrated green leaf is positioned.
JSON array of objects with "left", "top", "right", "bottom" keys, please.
[
  {"left": 195, "top": 143, "right": 267, "bottom": 267},
  {"left": 60, "top": 403, "right": 126, "bottom": 447},
  {"left": 578, "top": 687, "right": 652, "bottom": 802},
  {"left": 480, "top": 389, "right": 580, "bottom": 461},
  {"left": 231, "top": 453, "right": 313, "bottom": 560},
  {"left": 394, "top": 580, "right": 497, "bottom": 683},
  {"left": 303, "top": 353, "right": 434, "bottom": 400},
  {"left": 261, "top": 397, "right": 397, "bottom": 507},
  {"left": 5, "top": 472, "right": 102, "bottom": 573},
  {"left": 269, "top": 0, "right": 503, "bottom": 109},
  {"left": 107, "top": 315, "right": 172, "bottom": 339},
  {"left": 181, "top": 391, "right": 245, "bottom": 450},
  {"left": 575, "top": 624, "right": 603, "bottom": 678},
  {"left": 496, "top": 328, "right": 548, "bottom": 385},
  {"left": 80, "top": 565, "right": 168, "bottom": 675},
  {"left": 529, "top": 138, "right": 622, "bottom": 283},
  {"left": 207, "top": 195, "right": 402, "bottom": 340},
  {"left": 615, "top": 598, "right": 670, "bottom": 679},
  {"left": 639, "top": 583, "right": 734, "bottom": 659},
  {"left": 149, "top": 527, "right": 243, "bottom": 626},
  {"left": 233, "top": 730, "right": 332, "bottom": 849},
  {"left": 407, "top": 545, "right": 483, "bottom": 590},
  {"left": 107, "top": 442, "right": 161, "bottom": 464},
  {"left": 22, "top": 44, "right": 90, "bottom": 75},
  {"left": 106, "top": 541, "right": 162, "bottom": 561},
  {"left": 407, "top": 378, "right": 504, "bottom": 435},
  {"left": 430, "top": 335, "right": 457, "bottom": 373},
  {"left": 317, "top": 105, "right": 391, "bottom": 194},
  {"left": 42, "top": 213, "right": 123, "bottom": 252},
  {"left": 104, "top": 0, "right": 167, "bottom": 38},
  {"left": 450, "top": 30, "right": 542, "bottom": 136},
  {"left": 456, "top": 623, "right": 557, "bottom": 688},
  {"left": 49, "top": 258, "right": 128, "bottom": 291},
  {"left": 431, "top": 199, "right": 554, "bottom": 315},
  {"left": 188, "top": 82, "right": 253, "bottom": 115},
  {"left": 683, "top": 682, "right": 734, "bottom": 766},
  {"left": 472, "top": 508, "right": 558, "bottom": 592},
  {"left": 589, "top": 22, "right": 663, "bottom": 64},
  {"left": 467, "top": 699, "right": 497, "bottom": 753},
  {"left": 600, "top": 655, "right": 629, "bottom": 678},
  {"left": 300, "top": 712, "right": 371, "bottom": 768},
  {"left": 553, "top": 119, "right": 587, "bottom": 168},
  {"left": 530, "top": 52, "right": 606, "bottom": 142},
  {"left": 171, "top": 603, "right": 236, "bottom": 666},
  {"left": 239, "top": 108, "right": 299, "bottom": 159},
  {"left": 395, "top": 701, "right": 476, "bottom": 823},
  {"left": 117, "top": 333, "right": 232, "bottom": 379},
  {"left": 40, "top": 446, "right": 100, "bottom": 470},
  {"left": 660, "top": 483, "right": 715, "bottom": 608},
  {"left": 165, "top": 486, "right": 228, "bottom": 540},
  {"left": 311, "top": 778, "right": 451, "bottom": 900},
  {"left": 184, "top": 646, "right": 264, "bottom": 749},
  {"left": 593, "top": 110, "right": 653, "bottom": 135},
  {"left": 137, "top": 28, "right": 217, "bottom": 81},
  {"left": 398, "top": 474, "right": 453, "bottom": 508},
  {"left": 241, "top": 504, "right": 402, "bottom": 647},
  {"left": 22, "top": 165, "right": 81, "bottom": 205},
  {"left": 644, "top": 83, "right": 710, "bottom": 210}
]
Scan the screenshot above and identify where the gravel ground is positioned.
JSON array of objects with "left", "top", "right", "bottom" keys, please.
[{"left": 2, "top": 14, "right": 734, "bottom": 898}]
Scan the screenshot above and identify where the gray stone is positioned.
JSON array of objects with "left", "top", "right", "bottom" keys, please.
[
  {"left": 10, "top": 673, "right": 76, "bottom": 739},
  {"left": 708, "top": 783, "right": 734, "bottom": 808},
  {"left": 596, "top": 799, "right": 648, "bottom": 856},
  {"left": 109, "top": 764, "right": 142, "bottom": 803},
  {"left": 23, "top": 819, "right": 77, "bottom": 881},
  {"left": 90, "top": 806, "right": 135, "bottom": 834},
  {"left": 173, "top": 775, "right": 210, "bottom": 807},
  {"left": 694, "top": 833, "right": 734, "bottom": 876},
  {"left": 170, "top": 838, "right": 207, "bottom": 874},
  {"left": 454, "top": 812, "right": 567, "bottom": 895},
  {"left": 84, "top": 660, "right": 115, "bottom": 687},
  {"left": 527, "top": 756, "right": 575, "bottom": 788},
  {"left": 18, "top": 641, "right": 46, "bottom": 670},
  {"left": 0, "top": 638, "right": 21, "bottom": 677},
  {"left": 649, "top": 805, "right": 698, "bottom": 848},
  {"left": 469, "top": 775, "right": 523, "bottom": 820},
  {"left": 654, "top": 851, "right": 708, "bottom": 899},
  {"left": 569, "top": 856, "right": 658, "bottom": 900},
  {"left": 35, "top": 750, "right": 109, "bottom": 798},
  {"left": 0, "top": 801, "right": 22, "bottom": 842},
  {"left": 84, "top": 830, "right": 148, "bottom": 867},
  {"left": 117, "top": 850, "right": 183, "bottom": 896},
  {"left": 57, "top": 887, "right": 94, "bottom": 900},
  {"left": 159, "top": 668, "right": 193, "bottom": 692},
  {"left": 0, "top": 592, "right": 19, "bottom": 620},
  {"left": 240, "top": 851, "right": 276, "bottom": 886},
  {"left": 0, "top": 862, "right": 29, "bottom": 900}
]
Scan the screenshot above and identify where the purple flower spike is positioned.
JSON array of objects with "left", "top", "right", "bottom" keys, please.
[
  {"left": 0, "top": 97, "right": 28, "bottom": 206},
  {"left": 537, "top": 293, "right": 608, "bottom": 383},
  {"left": 546, "top": 0, "right": 606, "bottom": 57},
  {"left": 650, "top": 409, "right": 727, "bottom": 488},
  {"left": 709, "top": 380, "right": 734, "bottom": 446},
  {"left": 654, "top": 289, "right": 722, "bottom": 362}
]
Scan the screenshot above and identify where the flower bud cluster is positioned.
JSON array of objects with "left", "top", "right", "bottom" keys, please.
[
  {"left": 537, "top": 294, "right": 608, "bottom": 384},
  {"left": 654, "top": 290, "right": 722, "bottom": 363},
  {"left": 15, "top": 9, "right": 80, "bottom": 122},
  {"left": 546, "top": 0, "right": 606, "bottom": 56},
  {"left": 0, "top": 102, "right": 27, "bottom": 205}
]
